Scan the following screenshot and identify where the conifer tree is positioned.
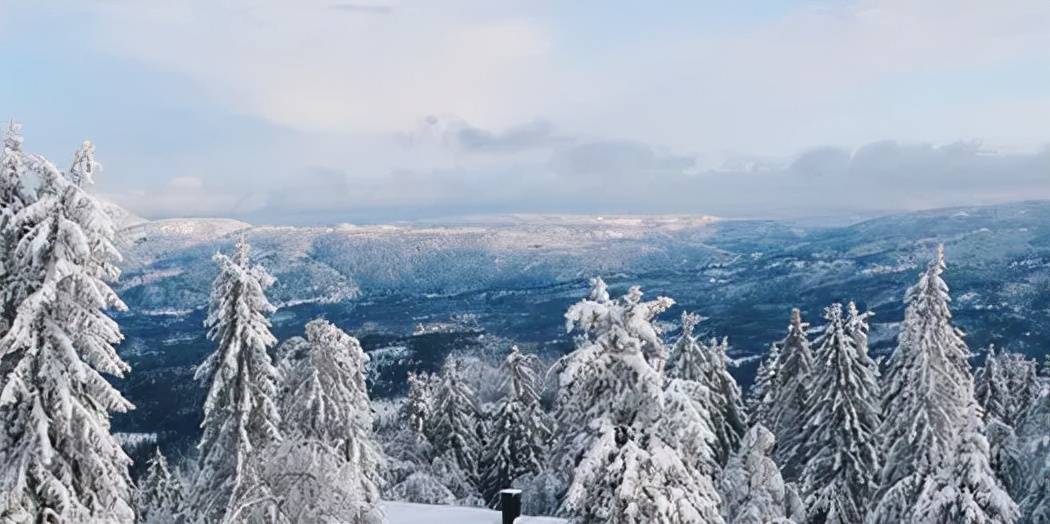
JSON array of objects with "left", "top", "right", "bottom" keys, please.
[
  {"left": 266, "top": 319, "right": 383, "bottom": 523},
  {"left": 976, "top": 347, "right": 1041, "bottom": 498},
  {"left": 135, "top": 449, "right": 184, "bottom": 524},
  {"left": 428, "top": 358, "right": 483, "bottom": 487},
  {"left": 749, "top": 342, "right": 781, "bottom": 429},
  {"left": 871, "top": 245, "right": 979, "bottom": 524},
  {"left": 667, "top": 312, "right": 729, "bottom": 469},
  {"left": 719, "top": 424, "right": 798, "bottom": 524},
  {"left": 708, "top": 336, "right": 749, "bottom": 457},
  {"left": 186, "top": 238, "right": 281, "bottom": 523},
  {"left": 798, "top": 304, "right": 881, "bottom": 524},
  {"left": 768, "top": 308, "right": 816, "bottom": 480},
  {"left": 0, "top": 121, "right": 33, "bottom": 337},
  {"left": 1016, "top": 386, "right": 1050, "bottom": 522},
  {"left": 914, "top": 406, "right": 1020, "bottom": 524},
  {"left": 975, "top": 347, "right": 1040, "bottom": 429},
  {"left": 668, "top": 312, "right": 747, "bottom": 465},
  {"left": 0, "top": 145, "right": 135, "bottom": 522},
  {"left": 404, "top": 371, "right": 434, "bottom": 438},
  {"left": 661, "top": 377, "right": 721, "bottom": 479},
  {"left": 480, "top": 346, "right": 551, "bottom": 507},
  {"left": 555, "top": 278, "right": 723, "bottom": 523}
]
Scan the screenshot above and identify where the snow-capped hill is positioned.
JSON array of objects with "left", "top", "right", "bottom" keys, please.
[
  {"left": 123, "top": 217, "right": 251, "bottom": 245},
  {"left": 115, "top": 214, "right": 731, "bottom": 312},
  {"left": 99, "top": 198, "right": 148, "bottom": 229},
  {"left": 119, "top": 218, "right": 251, "bottom": 266}
]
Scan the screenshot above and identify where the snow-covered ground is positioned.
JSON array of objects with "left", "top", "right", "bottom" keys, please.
[{"left": 382, "top": 501, "right": 566, "bottom": 524}]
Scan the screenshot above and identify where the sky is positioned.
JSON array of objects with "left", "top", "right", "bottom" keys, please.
[{"left": 1, "top": 0, "right": 1048, "bottom": 224}]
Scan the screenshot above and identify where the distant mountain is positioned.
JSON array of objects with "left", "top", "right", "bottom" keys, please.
[
  {"left": 108, "top": 201, "right": 1050, "bottom": 451},
  {"left": 114, "top": 214, "right": 728, "bottom": 313}
]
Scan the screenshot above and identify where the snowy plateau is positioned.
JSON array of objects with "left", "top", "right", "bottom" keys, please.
[{"left": 109, "top": 201, "right": 1050, "bottom": 449}]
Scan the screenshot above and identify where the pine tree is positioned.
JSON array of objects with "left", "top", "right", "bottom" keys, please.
[
  {"left": 975, "top": 347, "right": 1040, "bottom": 429},
  {"left": 554, "top": 278, "right": 723, "bottom": 523},
  {"left": 664, "top": 312, "right": 721, "bottom": 476},
  {"left": 976, "top": 347, "right": 1041, "bottom": 498},
  {"left": 871, "top": 245, "right": 980, "bottom": 524},
  {"left": 135, "top": 449, "right": 184, "bottom": 524},
  {"left": 428, "top": 358, "right": 483, "bottom": 488},
  {"left": 404, "top": 371, "right": 434, "bottom": 438},
  {"left": 719, "top": 424, "right": 798, "bottom": 524},
  {"left": 749, "top": 342, "right": 781, "bottom": 429},
  {"left": 1016, "top": 386, "right": 1050, "bottom": 523},
  {"left": 480, "top": 346, "right": 552, "bottom": 507},
  {"left": 768, "top": 308, "right": 816, "bottom": 481},
  {"left": 913, "top": 406, "right": 1020, "bottom": 524},
  {"left": 0, "top": 144, "right": 136, "bottom": 522},
  {"left": 265, "top": 318, "right": 383, "bottom": 523},
  {"left": 388, "top": 470, "right": 457, "bottom": 505},
  {"left": 798, "top": 303, "right": 881, "bottom": 524},
  {"left": 668, "top": 312, "right": 747, "bottom": 465},
  {"left": 661, "top": 378, "right": 721, "bottom": 479},
  {"left": 186, "top": 238, "right": 281, "bottom": 523},
  {"left": 0, "top": 121, "right": 34, "bottom": 337}
]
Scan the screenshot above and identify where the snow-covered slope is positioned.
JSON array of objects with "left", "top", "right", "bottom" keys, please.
[
  {"left": 110, "top": 200, "right": 1050, "bottom": 454},
  {"left": 383, "top": 501, "right": 565, "bottom": 524},
  {"left": 114, "top": 214, "right": 731, "bottom": 313}
]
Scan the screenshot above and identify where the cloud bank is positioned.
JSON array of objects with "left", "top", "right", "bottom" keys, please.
[{"left": 2, "top": 0, "right": 1048, "bottom": 223}]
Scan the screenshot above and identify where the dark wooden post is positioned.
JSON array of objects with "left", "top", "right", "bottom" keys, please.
[{"left": 500, "top": 489, "right": 522, "bottom": 524}]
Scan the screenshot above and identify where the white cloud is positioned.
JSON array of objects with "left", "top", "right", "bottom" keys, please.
[
  {"left": 88, "top": 1, "right": 555, "bottom": 134},
  {"left": 105, "top": 176, "right": 267, "bottom": 219},
  {"left": 10, "top": 0, "right": 1050, "bottom": 221},
  {"left": 79, "top": 0, "right": 1050, "bottom": 154}
]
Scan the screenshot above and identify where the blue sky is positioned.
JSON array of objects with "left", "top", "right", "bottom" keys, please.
[{"left": 1, "top": 0, "right": 1048, "bottom": 223}]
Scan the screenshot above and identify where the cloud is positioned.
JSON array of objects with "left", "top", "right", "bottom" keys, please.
[
  {"left": 7, "top": 1, "right": 1050, "bottom": 222},
  {"left": 327, "top": 2, "right": 394, "bottom": 15},
  {"left": 99, "top": 133, "right": 1050, "bottom": 224},
  {"left": 703, "top": 141, "right": 1050, "bottom": 217},
  {"left": 85, "top": 2, "right": 555, "bottom": 135},
  {"left": 104, "top": 176, "right": 267, "bottom": 219},
  {"left": 550, "top": 141, "right": 696, "bottom": 179},
  {"left": 455, "top": 119, "right": 566, "bottom": 153},
  {"left": 398, "top": 116, "right": 569, "bottom": 154}
]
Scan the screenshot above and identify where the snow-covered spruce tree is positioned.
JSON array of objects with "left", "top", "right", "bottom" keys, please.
[
  {"left": 871, "top": 245, "right": 980, "bottom": 524},
  {"left": 768, "top": 308, "right": 816, "bottom": 481},
  {"left": 135, "top": 448, "right": 184, "bottom": 524},
  {"left": 719, "top": 424, "right": 798, "bottom": 524},
  {"left": 655, "top": 314, "right": 721, "bottom": 479},
  {"left": 1016, "top": 385, "right": 1050, "bottom": 523},
  {"left": 748, "top": 341, "right": 781, "bottom": 429},
  {"left": 846, "top": 301, "right": 879, "bottom": 374},
  {"left": 0, "top": 121, "right": 34, "bottom": 337},
  {"left": 554, "top": 278, "right": 723, "bottom": 524},
  {"left": 428, "top": 357, "right": 483, "bottom": 490},
  {"left": 0, "top": 145, "right": 136, "bottom": 522},
  {"left": 976, "top": 347, "right": 1040, "bottom": 429},
  {"left": 661, "top": 377, "right": 722, "bottom": 480},
  {"left": 480, "top": 346, "right": 551, "bottom": 507},
  {"left": 387, "top": 471, "right": 457, "bottom": 505},
  {"left": 185, "top": 238, "right": 282, "bottom": 523},
  {"left": 976, "top": 346, "right": 1041, "bottom": 498},
  {"left": 404, "top": 371, "right": 434, "bottom": 438},
  {"left": 265, "top": 318, "right": 383, "bottom": 523},
  {"left": 799, "top": 303, "right": 881, "bottom": 524},
  {"left": 914, "top": 405, "right": 1020, "bottom": 524},
  {"left": 667, "top": 312, "right": 747, "bottom": 466},
  {"left": 709, "top": 336, "right": 748, "bottom": 457},
  {"left": 513, "top": 469, "right": 566, "bottom": 517}
]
